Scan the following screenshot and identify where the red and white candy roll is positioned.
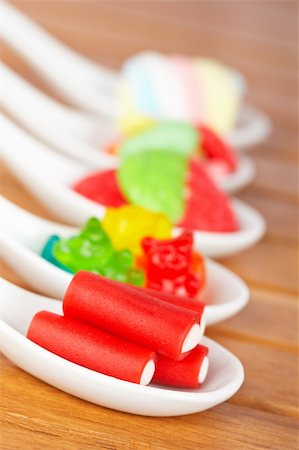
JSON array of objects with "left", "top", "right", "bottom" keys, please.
[
  {"left": 135, "top": 286, "right": 206, "bottom": 341},
  {"left": 27, "top": 311, "right": 156, "bottom": 385},
  {"left": 63, "top": 271, "right": 201, "bottom": 360},
  {"left": 153, "top": 344, "right": 209, "bottom": 388}
]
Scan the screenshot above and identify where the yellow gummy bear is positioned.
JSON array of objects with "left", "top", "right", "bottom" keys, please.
[{"left": 102, "top": 205, "right": 172, "bottom": 256}]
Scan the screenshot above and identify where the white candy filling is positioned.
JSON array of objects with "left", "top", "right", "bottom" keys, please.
[
  {"left": 140, "top": 359, "right": 156, "bottom": 386},
  {"left": 198, "top": 356, "right": 209, "bottom": 384},
  {"left": 181, "top": 323, "right": 201, "bottom": 353},
  {"left": 181, "top": 313, "right": 207, "bottom": 354}
]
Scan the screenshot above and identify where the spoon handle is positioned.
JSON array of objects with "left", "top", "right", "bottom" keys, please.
[
  {"left": 0, "top": 1, "right": 119, "bottom": 116},
  {"left": 0, "top": 63, "right": 117, "bottom": 162}
]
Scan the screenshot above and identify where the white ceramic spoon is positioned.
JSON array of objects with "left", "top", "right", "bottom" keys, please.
[
  {"left": 0, "top": 113, "right": 266, "bottom": 257},
  {"left": 0, "top": 63, "right": 255, "bottom": 194},
  {"left": 0, "top": 196, "right": 250, "bottom": 325},
  {"left": 0, "top": 278, "right": 244, "bottom": 416},
  {"left": 0, "top": 1, "right": 271, "bottom": 151}
]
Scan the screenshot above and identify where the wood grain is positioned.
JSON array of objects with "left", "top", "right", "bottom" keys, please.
[{"left": 1, "top": 1, "right": 298, "bottom": 449}]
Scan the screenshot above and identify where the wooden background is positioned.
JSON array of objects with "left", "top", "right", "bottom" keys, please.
[{"left": 0, "top": 1, "right": 298, "bottom": 449}]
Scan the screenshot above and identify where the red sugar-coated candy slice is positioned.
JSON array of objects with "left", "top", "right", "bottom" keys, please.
[
  {"left": 153, "top": 344, "right": 209, "bottom": 388},
  {"left": 27, "top": 311, "right": 156, "bottom": 385},
  {"left": 73, "top": 170, "right": 126, "bottom": 207},
  {"left": 63, "top": 271, "right": 201, "bottom": 360},
  {"left": 179, "top": 160, "right": 239, "bottom": 232},
  {"left": 197, "top": 124, "right": 238, "bottom": 172}
]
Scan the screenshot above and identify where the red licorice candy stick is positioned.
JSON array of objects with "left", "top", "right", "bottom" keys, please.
[
  {"left": 63, "top": 271, "right": 201, "bottom": 360},
  {"left": 131, "top": 286, "right": 206, "bottom": 339},
  {"left": 153, "top": 344, "right": 209, "bottom": 388},
  {"left": 27, "top": 311, "right": 156, "bottom": 385},
  {"left": 136, "top": 286, "right": 206, "bottom": 317}
]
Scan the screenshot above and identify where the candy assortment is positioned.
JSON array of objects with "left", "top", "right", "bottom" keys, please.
[
  {"left": 108, "top": 121, "right": 238, "bottom": 180},
  {"left": 41, "top": 209, "right": 205, "bottom": 299},
  {"left": 42, "top": 217, "right": 145, "bottom": 286},
  {"left": 74, "top": 122, "right": 239, "bottom": 232},
  {"left": 27, "top": 272, "right": 208, "bottom": 387}
]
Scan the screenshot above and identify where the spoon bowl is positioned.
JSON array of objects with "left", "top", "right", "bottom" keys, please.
[
  {"left": 0, "top": 196, "right": 250, "bottom": 325},
  {"left": 0, "top": 114, "right": 266, "bottom": 258},
  {"left": 0, "top": 278, "right": 244, "bottom": 416}
]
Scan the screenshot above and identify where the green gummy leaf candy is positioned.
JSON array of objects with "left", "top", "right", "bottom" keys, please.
[
  {"left": 118, "top": 150, "right": 188, "bottom": 222},
  {"left": 118, "top": 122, "right": 198, "bottom": 223},
  {"left": 119, "top": 122, "right": 199, "bottom": 158}
]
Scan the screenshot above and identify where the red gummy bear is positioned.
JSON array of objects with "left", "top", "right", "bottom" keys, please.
[{"left": 141, "top": 231, "right": 203, "bottom": 299}]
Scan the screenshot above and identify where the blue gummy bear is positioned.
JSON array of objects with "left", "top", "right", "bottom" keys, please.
[{"left": 41, "top": 235, "right": 74, "bottom": 274}]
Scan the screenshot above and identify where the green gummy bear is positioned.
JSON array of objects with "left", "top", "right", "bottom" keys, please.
[
  {"left": 127, "top": 267, "right": 145, "bottom": 287},
  {"left": 53, "top": 218, "right": 114, "bottom": 273},
  {"left": 99, "top": 249, "right": 133, "bottom": 282},
  {"left": 118, "top": 150, "right": 188, "bottom": 223}
]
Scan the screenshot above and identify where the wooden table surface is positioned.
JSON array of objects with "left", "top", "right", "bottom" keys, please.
[{"left": 1, "top": 2, "right": 298, "bottom": 449}]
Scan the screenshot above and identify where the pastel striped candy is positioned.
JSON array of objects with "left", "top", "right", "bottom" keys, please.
[{"left": 119, "top": 52, "right": 245, "bottom": 135}]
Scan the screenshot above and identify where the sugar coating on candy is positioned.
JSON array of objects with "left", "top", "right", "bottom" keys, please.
[
  {"left": 63, "top": 271, "right": 201, "bottom": 360},
  {"left": 52, "top": 218, "right": 145, "bottom": 286},
  {"left": 73, "top": 170, "right": 126, "bottom": 207},
  {"left": 27, "top": 311, "right": 156, "bottom": 385},
  {"left": 153, "top": 344, "right": 209, "bottom": 388},
  {"left": 102, "top": 205, "right": 172, "bottom": 256},
  {"left": 179, "top": 160, "right": 239, "bottom": 232},
  {"left": 140, "top": 231, "right": 204, "bottom": 299},
  {"left": 119, "top": 52, "right": 243, "bottom": 135}
]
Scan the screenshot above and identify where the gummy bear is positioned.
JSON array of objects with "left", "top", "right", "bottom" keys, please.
[
  {"left": 41, "top": 235, "right": 74, "bottom": 273},
  {"left": 102, "top": 205, "right": 172, "bottom": 256},
  {"left": 140, "top": 231, "right": 204, "bottom": 298},
  {"left": 52, "top": 218, "right": 145, "bottom": 286}
]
